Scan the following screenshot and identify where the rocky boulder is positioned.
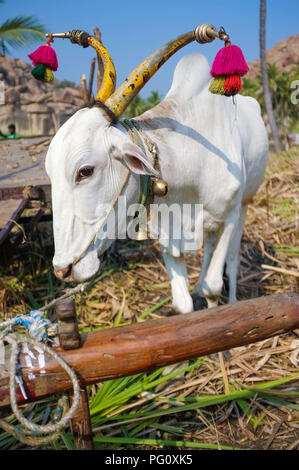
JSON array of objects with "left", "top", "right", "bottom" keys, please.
[
  {"left": 0, "top": 55, "right": 84, "bottom": 136},
  {"left": 247, "top": 33, "right": 299, "bottom": 78}
]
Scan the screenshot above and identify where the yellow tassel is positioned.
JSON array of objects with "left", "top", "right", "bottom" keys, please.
[
  {"left": 44, "top": 67, "right": 54, "bottom": 83},
  {"left": 209, "top": 76, "right": 226, "bottom": 95}
]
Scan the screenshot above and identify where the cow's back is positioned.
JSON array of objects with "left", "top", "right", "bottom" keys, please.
[{"left": 137, "top": 54, "right": 268, "bottom": 219}]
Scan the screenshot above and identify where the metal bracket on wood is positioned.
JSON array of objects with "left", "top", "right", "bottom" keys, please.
[
  {"left": 56, "top": 297, "right": 81, "bottom": 350},
  {"left": 55, "top": 298, "right": 93, "bottom": 448}
]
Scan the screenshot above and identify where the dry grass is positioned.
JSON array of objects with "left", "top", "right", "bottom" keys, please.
[{"left": 0, "top": 147, "right": 298, "bottom": 450}]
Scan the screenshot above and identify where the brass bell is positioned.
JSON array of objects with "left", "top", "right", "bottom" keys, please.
[
  {"left": 135, "top": 228, "right": 148, "bottom": 241},
  {"left": 152, "top": 178, "right": 168, "bottom": 197},
  {"left": 134, "top": 220, "right": 148, "bottom": 241}
]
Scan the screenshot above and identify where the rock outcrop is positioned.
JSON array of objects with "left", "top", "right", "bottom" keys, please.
[
  {"left": 0, "top": 56, "right": 84, "bottom": 136},
  {"left": 247, "top": 33, "right": 299, "bottom": 78}
]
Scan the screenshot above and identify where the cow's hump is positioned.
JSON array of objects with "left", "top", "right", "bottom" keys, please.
[{"left": 165, "top": 53, "right": 211, "bottom": 103}]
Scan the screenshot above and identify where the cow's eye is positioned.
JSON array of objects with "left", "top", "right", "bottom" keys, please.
[{"left": 76, "top": 166, "right": 94, "bottom": 182}]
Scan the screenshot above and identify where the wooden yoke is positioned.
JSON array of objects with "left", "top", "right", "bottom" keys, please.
[{"left": 0, "top": 293, "right": 298, "bottom": 410}]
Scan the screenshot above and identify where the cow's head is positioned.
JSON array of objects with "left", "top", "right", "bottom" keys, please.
[{"left": 46, "top": 103, "right": 158, "bottom": 282}]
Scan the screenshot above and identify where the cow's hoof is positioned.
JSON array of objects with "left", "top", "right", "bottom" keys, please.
[
  {"left": 191, "top": 292, "right": 208, "bottom": 310},
  {"left": 165, "top": 309, "right": 179, "bottom": 317}
]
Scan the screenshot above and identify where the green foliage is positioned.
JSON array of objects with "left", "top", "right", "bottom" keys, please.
[
  {"left": 90, "top": 372, "right": 299, "bottom": 450},
  {"left": 241, "top": 63, "right": 299, "bottom": 134},
  {"left": 53, "top": 80, "right": 77, "bottom": 89},
  {"left": 0, "top": 1, "right": 45, "bottom": 56},
  {"left": 125, "top": 90, "right": 163, "bottom": 118}
]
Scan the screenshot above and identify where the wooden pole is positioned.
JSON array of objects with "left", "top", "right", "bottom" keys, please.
[
  {"left": 88, "top": 58, "right": 96, "bottom": 101},
  {"left": 0, "top": 198, "right": 29, "bottom": 245},
  {"left": 0, "top": 293, "right": 298, "bottom": 409},
  {"left": 80, "top": 74, "right": 89, "bottom": 103},
  {"left": 56, "top": 299, "right": 90, "bottom": 448},
  {"left": 69, "top": 388, "right": 93, "bottom": 450},
  {"left": 93, "top": 26, "right": 104, "bottom": 92},
  {"left": 0, "top": 185, "right": 51, "bottom": 203}
]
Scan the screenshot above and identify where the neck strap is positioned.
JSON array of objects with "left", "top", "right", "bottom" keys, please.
[{"left": 120, "top": 118, "right": 151, "bottom": 207}]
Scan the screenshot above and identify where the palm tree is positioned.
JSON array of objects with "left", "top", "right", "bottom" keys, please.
[
  {"left": 0, "top": 0, "right": 45, "bottom": 56},
  {"left": 125, "top": 91, "right": 162, "bottom": 118},
  {"left": 242, "top": 64, "right": 299, "bottom": 135},
  {"left": 260, "top": 0, "right": 281, "bottom": 152},
  {"left": 147, "top": 91, "right": 162, "bottom": 108}
]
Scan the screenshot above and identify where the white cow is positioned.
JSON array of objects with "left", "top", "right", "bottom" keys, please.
[{"left": 46, "top": 52, "right": 268, "bottom": 313}]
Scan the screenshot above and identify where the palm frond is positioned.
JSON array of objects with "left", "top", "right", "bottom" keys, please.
[{"left": 0, "top": 16, "right": 45, "bottom": 48}]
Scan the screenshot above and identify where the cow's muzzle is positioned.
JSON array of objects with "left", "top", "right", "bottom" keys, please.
[{"left": 54, "top": 264, "right": 74, "bottom": 283}]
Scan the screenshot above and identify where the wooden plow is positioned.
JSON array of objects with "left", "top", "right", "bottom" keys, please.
[{"left": 0, "top": 292, "right": 299, "bottom": 449}]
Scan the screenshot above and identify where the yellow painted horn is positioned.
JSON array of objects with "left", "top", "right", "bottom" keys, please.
[
  {"left": 105, "top": 24, "right": 218, "bottom": 117},
  {"left": 45, "top": 30, "right": 116, "bottom": 103},
  {"left": 87, "top": 36, "right": 116, "bottom": 102}
]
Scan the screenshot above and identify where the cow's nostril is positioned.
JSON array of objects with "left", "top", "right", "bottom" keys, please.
[
  {"left": 62, "top": 264, "right": 72, "bottom": 279},
  {"left": 54, "top": 264, "right": 73, "bottom": 281}
]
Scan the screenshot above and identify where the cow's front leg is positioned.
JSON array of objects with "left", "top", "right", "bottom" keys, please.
[
  {"left": 225, "top": 205, "right": 248, "bottom": 303},
  {"left": 202, "top": 213, "right": 239, "bottom": 308},
  {"left": 162, "top": 252, "right": 193, "bottom": 314},
  {"left": 192, "top": 231, "right": 216, "bottom": 299}
]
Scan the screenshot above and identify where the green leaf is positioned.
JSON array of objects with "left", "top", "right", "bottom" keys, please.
[
  {"left": 61, "top": 432, "right": 75, "bottom": 450},
  {"left": 0, "top": 16, "right": 45, "bottom": 48},
  {"left": 94, "top": 436, "right": 245, "bottom": 450}
]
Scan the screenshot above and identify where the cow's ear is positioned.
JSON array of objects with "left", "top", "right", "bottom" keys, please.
[{"left": 121, "top": 141, "right": 159, "bottom": 176}]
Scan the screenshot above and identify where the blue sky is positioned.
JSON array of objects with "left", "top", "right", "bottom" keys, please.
[{"left": 2, "top": 0, "right": 299, "bottom": 97}]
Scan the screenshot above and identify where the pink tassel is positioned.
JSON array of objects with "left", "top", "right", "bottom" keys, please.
[
  {"left": 28, "top": 43, "right": 58, "bottom": 71},
  {"left": 210, "top": 43, "right": 248, "bottom": 78}
]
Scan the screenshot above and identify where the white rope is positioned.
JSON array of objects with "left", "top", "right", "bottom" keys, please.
[
  {"left": 0, "top": 309, "right": 81, "bottom": 439},
  {"left": 5, "top": 333, "right": 80, "bottom": 435}
]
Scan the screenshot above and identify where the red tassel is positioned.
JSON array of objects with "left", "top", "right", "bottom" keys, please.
[{"left": 224, "top": 74, "right": 242, "bottom": 96}]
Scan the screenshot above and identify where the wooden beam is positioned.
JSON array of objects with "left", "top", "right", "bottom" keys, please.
[
  {"left": 0, "top": 197, "right": 29, "bottom": 245},
  {"left": 88, "top": 58, "right": 96, "bottom": 101},
  {"left": 69, "top": 388, "right": 94, "bottom": 450},
  {"left": 80, "top": 74, "right": 89, "bottom": 103},
  {"left": 0, "top": 293, "right": 298, "bottom": 409},
  {"left": 0, "top": 185, "right": 51, "bottom": 203},
  {"left": 93, "top": 27, "right": 104, "bottom": 92}
]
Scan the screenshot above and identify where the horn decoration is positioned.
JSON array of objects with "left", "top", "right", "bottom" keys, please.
[
  {"left": 87, "top": 36, "right": 116, "bottom": 102},
  {"left": 46, "top": 24, "right": 227, "bottom": 119},
  {"left": 45, "top": 30, "right": 116, "bottom": 102},
  {"left": 106, "top": 24, "right": 218, "bottom": 117}
]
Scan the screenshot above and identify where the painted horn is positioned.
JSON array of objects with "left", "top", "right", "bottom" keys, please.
[
  {"left": 45, "top": 30, "right": 116, "bottom": 102},
  {"left": 105, "top": 24, "right": 219, "bottom": 117}
]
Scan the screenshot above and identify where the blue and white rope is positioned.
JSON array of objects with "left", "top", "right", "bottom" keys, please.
[{"left": 0, "top": 310, "right": 80, "bottom": 441}]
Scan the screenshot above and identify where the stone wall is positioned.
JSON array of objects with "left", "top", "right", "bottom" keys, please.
[{"left": 0, "top": 56, "right": 84, "bottom": 136}]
